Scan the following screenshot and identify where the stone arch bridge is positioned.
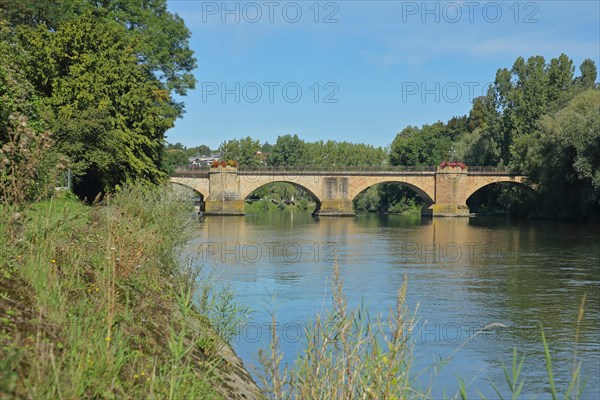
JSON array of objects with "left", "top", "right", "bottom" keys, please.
[{"left": 170, "top": 166, "right": 533, "bottom": 217}]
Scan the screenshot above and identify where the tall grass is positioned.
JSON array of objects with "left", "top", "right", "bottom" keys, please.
[
  {"left": 0, "top": 185, "right": 254, "bottom": 399},
  {"left": 258, "top": 260, "right": 425, "bottom": 399}
]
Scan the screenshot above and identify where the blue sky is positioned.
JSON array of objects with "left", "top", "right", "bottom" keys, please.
[{"left": 165, "top": 0, "right": 600, "bottom": 150}]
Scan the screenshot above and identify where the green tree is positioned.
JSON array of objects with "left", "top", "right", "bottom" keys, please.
[
  {"left": 1, "top": 0, "right": 196, "bottom": 198},
  {"left": 19, "top": 15, "right": 181, "bottom": 198},
  {"left": 575, "top": 59, "right": 598, "bottom": 89},
  {"left": 261, "top": 142, "right": 274, "bottom": 153},
  {"left": 2, "top": 0, "right": 196, "bottom": 95},
  {"left": 191, "top": 145, "right": 212, "bottom": 156},
  {"left": 163, "top": 149, "right": 190, "bottom": 173},
  {"left": 389, "top": 123, "right": 450, "bottom": 166},
  {"left": 267, "top": 134, "right": 308, "bottom": 166},
  {"left": 0, "top": 18, "right": 44, "bottom": 141},
  {"left": 458, "top": 55, "right": 597, "bottom": 169},
  {"left": 520, "top": 89, "right": 600, "bottom": 218},
  {"left": 219, "top": 137, "right": 261, "bottom": 167}
]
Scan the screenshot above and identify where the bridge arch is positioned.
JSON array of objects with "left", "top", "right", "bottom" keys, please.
[
  {"left": 348, "top": 177, "right": 436, "bottom": 206},
  {"left": 464, "top": 177, "right": 537, "bottom": 203},
  {"left": 170, "top": 177, "right": 209, "bottom": 198},
  {"left": 240, "top": 179, "right": 322, "bottom": 212}
]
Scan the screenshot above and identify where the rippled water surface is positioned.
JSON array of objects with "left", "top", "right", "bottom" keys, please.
[{"left": 188, "top": 213, "right": 600, "bottom": 398}]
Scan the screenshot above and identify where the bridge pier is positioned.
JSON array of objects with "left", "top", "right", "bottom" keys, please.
[
  {"left": 432, "top": 166, "right": 470, "bottom": 217},
  {"left": 314, "top": 177, "right": 356, "bottom": 216},
  {"left": 421, "top": 201, "right": 434, "bottom": 217},
  {"left": 204, "top": 167, "right": 245, "bottom": 215},
  {"left": 314, "top": 199, "right": 355, "bottom": 216},
  {"left": 430, "top": 203, "right": 470, "bottom": 217}
]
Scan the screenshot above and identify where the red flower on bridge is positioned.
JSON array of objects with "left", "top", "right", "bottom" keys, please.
[
  {"left": 439, "top": 161, "right": 467, "bottom": 170},
  {"left": 211, "top": 160, "right": 237, "bottom": 168}
]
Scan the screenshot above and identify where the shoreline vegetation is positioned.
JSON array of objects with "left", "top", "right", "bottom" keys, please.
[{"left": 0, "top": 185, "right": 258, "bottom": 399}]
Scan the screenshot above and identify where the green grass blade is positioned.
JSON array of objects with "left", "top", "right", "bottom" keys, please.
[{"left": 540, "top": 326, "right": 558, "bottom": 400}]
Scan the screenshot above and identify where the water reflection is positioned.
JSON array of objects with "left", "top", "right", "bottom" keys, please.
[{"left": 189, "top": 213, "right": 600, "bottom": 399}]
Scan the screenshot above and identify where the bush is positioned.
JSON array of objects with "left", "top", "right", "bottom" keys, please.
[{"left": 0, "top": 113, "right": 66, "bottom": 204}]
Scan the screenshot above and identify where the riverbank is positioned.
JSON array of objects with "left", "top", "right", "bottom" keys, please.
[{"left": 0, "top": 186, "right": 259, "bottom": 399}]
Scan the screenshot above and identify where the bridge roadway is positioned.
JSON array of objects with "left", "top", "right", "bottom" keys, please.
[{"left": 170, "top": 166, "right": 532, "bottom": 217}]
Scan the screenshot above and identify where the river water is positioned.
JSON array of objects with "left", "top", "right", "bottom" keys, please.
[{"left": 188, "top": 212, "right": 600, "bottom": 399}]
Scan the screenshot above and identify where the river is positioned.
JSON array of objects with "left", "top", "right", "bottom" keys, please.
[{"left": 188, "top": 212, "right": 600, "bottom": 399}]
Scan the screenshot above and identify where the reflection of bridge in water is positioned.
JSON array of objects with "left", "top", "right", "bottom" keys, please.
[{"left": 171, "top": 165, "right": 533, "bottom": 217}]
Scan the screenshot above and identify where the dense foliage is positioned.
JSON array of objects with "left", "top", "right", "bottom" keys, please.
[{"left": 0, "top": 0, "right": 196, "bottom": 200}]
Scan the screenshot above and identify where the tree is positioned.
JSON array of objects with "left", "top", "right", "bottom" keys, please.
[
  {"left": 192, "top": 145, "right": 212, "bottom": 156},
  {"left": 531, "top": 89, "right": 599, "bottom": 218},
  {"left": 0, "top": 18, "right": 44, "bottom": 142},
  {"left": 2, "top": 0, "right": 197, "bottom": 96},
  {"left": 575, "top": 59, "right": 598, "bottom": 89},
  {"left": 389, "top": 123, "right": 450, "bottom": 166},
  {"left": 219, "top": 137, "right": 261, "bottom": 167},
  {"left": 19, "top": 15, "right": 181, "bottom": 198},
  {"left": 457, "top": 55, "right": 598, "bottom": 168},
  {"left": 163, "top": 149, "right": 190, "bottom": 173},
  {"left": 267, "top": 134, "right": 308, "bottom": 166},
  {"left": 1, "top": 0, "right": 196, "bottom": 198}
]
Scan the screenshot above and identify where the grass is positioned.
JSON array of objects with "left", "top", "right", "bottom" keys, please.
[
  {"left": 258, "top": 260, "right": 425, "bottom": 399},
  {"left": 0, "top": 185, "right": 255, "bottom": 399}
]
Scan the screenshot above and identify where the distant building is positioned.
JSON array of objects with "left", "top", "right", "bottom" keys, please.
[
  {"left": 189, "top": 153, "right": 221, "bottom": 166},
  {"left": 255, "top": 151, "right": 269, "bottom": 162}
]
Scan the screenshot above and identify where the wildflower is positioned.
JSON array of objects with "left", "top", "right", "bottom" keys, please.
[
  {"left": 105, "top": 337, "right": 111, "bottom": 342},
  {"left": 141, "top": 372, "right": 145, "bottom": 376},
  {"left": 51, "top": 259, "right": 56, "bottom": 263},
  {"left": 134, "top": 374, "right": 139, "bottom": 379},
  {"left": 146, "top": 377, "right": 150, "bottom": 382}
]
